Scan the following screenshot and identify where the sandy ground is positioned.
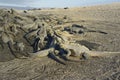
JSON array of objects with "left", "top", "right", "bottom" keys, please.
[{"left": 0, "top": 3, "right": 120, "bottom": 80}]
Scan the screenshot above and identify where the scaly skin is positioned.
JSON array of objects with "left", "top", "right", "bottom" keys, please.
[
  {"left": 27, "top": 27, "right": 120, "bottom": 62},
  {"left": 53, "top": 29, "right": 120, "bottom": 61}
]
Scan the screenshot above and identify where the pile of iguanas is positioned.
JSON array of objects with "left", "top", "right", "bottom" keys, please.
[{"left": 0, "top": 9, "right": 120, "bottom": 63}]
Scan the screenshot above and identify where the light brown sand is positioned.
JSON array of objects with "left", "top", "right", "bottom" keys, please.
[{"left": 0, "top": 3, "right": 120, "bottom": 80}]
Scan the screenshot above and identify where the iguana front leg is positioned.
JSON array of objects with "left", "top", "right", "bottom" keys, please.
[{"left": 62, "top": 49, "right": 88, "bottom": 61}]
